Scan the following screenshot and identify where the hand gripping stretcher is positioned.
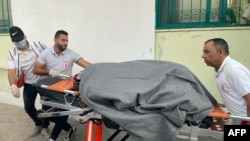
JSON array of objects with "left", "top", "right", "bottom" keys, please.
[{"left": 33, "top": 75, "right": 250, "bottom": 141}]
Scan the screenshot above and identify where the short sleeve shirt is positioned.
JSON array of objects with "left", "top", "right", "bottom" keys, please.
[
  {"left": 215, "top": 56, "right": 250, "bottom": 116},
  {"left": 7, "top": 41, "right": 46, "bottom": 84},
  {"left": 37, "top": 47, "right": 82, "bottom": 76}
]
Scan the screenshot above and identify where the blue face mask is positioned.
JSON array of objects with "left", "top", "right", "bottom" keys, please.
[{"left": 15, "top": 39, "right": 26, "bottom": 49}]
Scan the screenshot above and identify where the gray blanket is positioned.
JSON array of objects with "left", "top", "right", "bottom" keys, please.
[{"left": 79, "top": 60, "right": 215, "bottom": 141}]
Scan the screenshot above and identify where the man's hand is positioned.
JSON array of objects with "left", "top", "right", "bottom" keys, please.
[
  {"left": 11, "top": 84, "right": 20, "bottom": 98},
  {"left": 49, "top": 69, "right": 60, "bottom": 77}
]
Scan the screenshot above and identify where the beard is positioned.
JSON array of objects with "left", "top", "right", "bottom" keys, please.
[
  {"left": 57, "top": 44, "right": 67, "bottom": 51},
  {"left": 204, "top": 60, "right": 211, "bottom": 66}
]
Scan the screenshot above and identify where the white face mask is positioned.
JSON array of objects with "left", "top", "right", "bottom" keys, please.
[{"left": 15, "top": 39, "right": 26, "bottom": 49}]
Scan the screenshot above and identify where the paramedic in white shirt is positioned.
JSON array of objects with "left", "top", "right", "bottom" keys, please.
[
  {"left": 202, "top": 38, "right": 250, "bottom": 125},
  {"left": 7, "top": 26, "right": 50, "bottom": 138}
]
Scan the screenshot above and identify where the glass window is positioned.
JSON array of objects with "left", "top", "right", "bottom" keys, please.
[
  {"left": 156, "top": 0, "right": 250, "bottom": 29},
  {"left": 0, "top": 0, "right": 12, "bottom": 33}
]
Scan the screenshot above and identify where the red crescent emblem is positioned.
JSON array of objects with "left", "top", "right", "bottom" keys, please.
[{"left": 63, "top": 62, "right": 69, "bottom": 69}]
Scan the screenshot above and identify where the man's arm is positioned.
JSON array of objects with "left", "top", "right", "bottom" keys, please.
[
  {"left": 8, "top": 69, "right": 20, "bottom": 98},
  {"left": 32, "top": 61, "right": 50, "bottom": 75},
  {"left": 7, "top": 50, "right": 17, "bottom": 85},
  {"left": 76, "top": 58, "right": 91, "bottom": 68},
  {"left": 243, "top": 93, "right": 250, "bottom": 117},
  {"left": 8, "top": 69, "right": 17, "bottom": 85}
]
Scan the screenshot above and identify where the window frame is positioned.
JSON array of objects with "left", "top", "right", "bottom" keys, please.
[
  {"left": 156, "top": 0, "right": 250, "bottom": 29},
  {"left": 0, "top": 0, "right": 12, "bottom": 33}
]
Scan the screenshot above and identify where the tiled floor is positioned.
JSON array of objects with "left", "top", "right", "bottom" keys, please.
[{"left": 0, "top": 102, "right": 136, "bottom": 141}]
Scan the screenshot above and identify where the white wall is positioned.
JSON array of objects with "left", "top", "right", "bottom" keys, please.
[
  {"left": 4, "top": 0, "right": 155, "bottom": 107},
  {"left": 11, "top": 0, "right": 155, "bottom": 73},
  {"left": 155, "top": 27, "right": 250, "bottom": 103}
]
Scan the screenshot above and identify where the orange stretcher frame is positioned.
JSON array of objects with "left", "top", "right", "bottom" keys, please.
[
  {"left": 38, "top": 76, "right": 247, "bottom": 141},
  {"left": 208, "top": 104, "right": 230, "bottom": 119}
]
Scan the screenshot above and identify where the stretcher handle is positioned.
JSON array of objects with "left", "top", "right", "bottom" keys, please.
[
  {"left": 209, "top": 104, "right": 250, "bottom": 121},
  {"left": 230, "top": 115, "right": 250, "bottom": 121},
  {"left": 59, "top": 74, "right": 70, "bottom": 78}
]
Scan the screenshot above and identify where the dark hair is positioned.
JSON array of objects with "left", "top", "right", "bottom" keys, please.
[
  {"left": 54, "top": 30, "right": 68, "bottom": 38},
  {"left": 205, "top": 38, "right": 229, "bottom": 55}
]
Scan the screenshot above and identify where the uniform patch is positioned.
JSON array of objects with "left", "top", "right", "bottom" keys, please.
[
  {"left": 221, "top": 82, "right": 229, "bottom": 93},
  {"left": 63, "top": 62, "right": 69, "bottom": 69}
]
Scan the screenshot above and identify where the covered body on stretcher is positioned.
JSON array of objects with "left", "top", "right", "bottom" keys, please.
[{"left": 33, "top": 60, "right": 249, "bottom": 141}]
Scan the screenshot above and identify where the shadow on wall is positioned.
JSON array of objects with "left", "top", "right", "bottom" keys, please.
[{"left": 0, "top": 68, "right": 10, "bottom": 92}]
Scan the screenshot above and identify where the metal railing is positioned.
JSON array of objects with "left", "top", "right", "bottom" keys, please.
[
  {"left": 228, "top": 0, "right": 250, "bottom": 24},
  {"left": 0, "top": 0, "right": 12, "bottom": 33}
]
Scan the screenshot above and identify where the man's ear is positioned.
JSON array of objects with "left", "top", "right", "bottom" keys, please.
[{"left": 218, "top": 49, "right": 223, "bottom": 54}]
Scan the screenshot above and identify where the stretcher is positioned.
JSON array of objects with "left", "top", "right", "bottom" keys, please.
[{"left": 33, "top": 76, "right": 249, "bottom": 141}]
